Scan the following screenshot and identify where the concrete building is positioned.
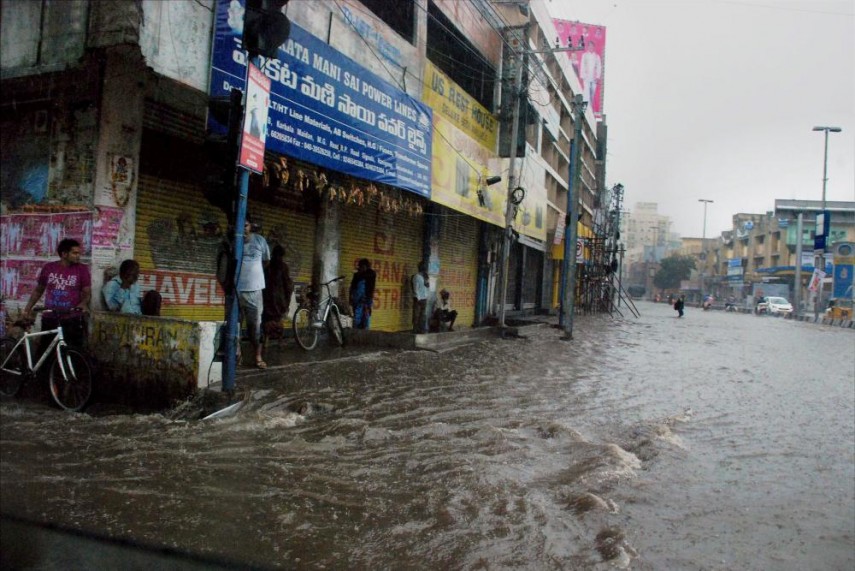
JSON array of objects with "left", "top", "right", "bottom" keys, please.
[
  {"left": 693, "top": 200, "right": 855, "bottom": 311},
  {"left": 621, "top": 202, "right": 673, "bottom": 293}
]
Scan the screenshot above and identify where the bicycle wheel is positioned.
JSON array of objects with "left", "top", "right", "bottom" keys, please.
[
  {"left": 0, "top": 338, "right": 25, "bottom": 398},
  {"left": 328, "top": 304, "right": 345, "bottom": 347},
  {"left": 292, "top": 307, "right": 319, "bottom": 351},
  {"left": 49, "top": 346, "right": 93, "bottom": 412}
]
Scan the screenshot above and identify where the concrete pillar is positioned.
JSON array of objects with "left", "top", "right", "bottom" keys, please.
[
  {"left": 90, "top": 46, "right": 146, "bottom": 308},
  {"left": 313, "top": 198, "right": 342, "bottom": 297}
]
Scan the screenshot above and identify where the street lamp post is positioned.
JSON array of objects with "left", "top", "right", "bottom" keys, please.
[
  {"left": 699, "top": 199, "right": 713, "bottom": 301},
  {"left": 811, "top": 126, "right": 842, "bottom": 320}
]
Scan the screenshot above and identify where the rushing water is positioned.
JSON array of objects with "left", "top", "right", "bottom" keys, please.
[{"left": 2, "top": 301, "right": 853, "bottom": 570}]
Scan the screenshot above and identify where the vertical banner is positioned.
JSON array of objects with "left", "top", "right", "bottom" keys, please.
[
  {"left": 553, "top": 19, "right": 607, "bottom": 120},
  {"left": 239, "top": 63, "right": 271, "bottom": 174},
  {"left": 808, "top": 269, "right": 825, "bottom": 293}
]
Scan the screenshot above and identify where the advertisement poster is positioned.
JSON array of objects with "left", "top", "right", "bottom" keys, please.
[
  {"left": 808, "top": 269, "right": 826, "bottom": 293},
  {"left": 553, "top": 19, "right": 606, "bottom": 120},
  {"left": 0, "top": 211, "right": 92, "bottom": 303},
  {"left": 210, "top": 2, "right": 432, "bottom": 197},
  {"left": 239, "top": 63, "right": 271, "bottom": 173}
]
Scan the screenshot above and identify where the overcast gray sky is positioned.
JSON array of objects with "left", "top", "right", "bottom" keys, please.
[{"left": 545, "top": 0, "right": 855, "bottom": 238}]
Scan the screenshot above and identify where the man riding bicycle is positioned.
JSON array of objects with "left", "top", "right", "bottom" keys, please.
[{"left": 22, "top": 237, "right": 91, "bottom": 348}]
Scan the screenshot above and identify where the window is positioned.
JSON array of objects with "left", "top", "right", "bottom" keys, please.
[
  {"left": 360, "top": 0, "right": 415, "bottom": 43},
  {"left": 426, "top": 1, "right": 497, "bottom": 111}
]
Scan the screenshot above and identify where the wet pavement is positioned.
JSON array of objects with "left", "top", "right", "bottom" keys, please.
[{"left": 2, "top": 301, "right": 853, "bottom": 570}]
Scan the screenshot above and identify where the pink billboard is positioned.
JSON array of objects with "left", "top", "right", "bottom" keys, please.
[{"left": 553, "top": 19, "right": 606, "bottom": 120}]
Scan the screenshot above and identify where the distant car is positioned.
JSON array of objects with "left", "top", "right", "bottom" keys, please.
[{"left": 756, "top": 296, "right": 792, "bottom": 315}]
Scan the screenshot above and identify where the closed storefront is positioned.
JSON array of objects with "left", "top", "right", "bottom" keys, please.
[
  {"left": 522, "top": 246, "right": 543, "bottom": 309},
  {"left": 434, "top": 211, "right": 479, "bottom": 328},
  {"left": 503, "top": 242, "right": 543, "bottom": 312},
  {"left": 136, "top": 170, "right": 316, "bottom": 321},
  {"left": 135, "top": 173, "right": 225, "bottom": 320},
  {"left": 340, "top": 202, "right": 424, "bottom": 332},
  {"left": 136, "top": 101, "right": 317, "bottom": 321},
  {"left": 506, "top": 242, "right": 522, "bottom": 310}
]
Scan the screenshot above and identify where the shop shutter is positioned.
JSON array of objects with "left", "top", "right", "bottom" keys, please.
[
  {"left": 143, "top": 101, "right": 205, "bottom": 144},
  {"left": 506, "top": 242, "right": 522, "bottom": 309},
  {"left": 135, "top": 173, "right": 229, "bottom": 320},
  {"left": 340, "top": 203, "right": 424, "bottom": 332},
  {"left": 135, "top": 174, "right": 315, "bottom": 321},
  {"left": 522, "top": 247, "right": 543, "bottom": 309},
  {"left": 435, "top": 211, "right": 479, "bottom": 328}
]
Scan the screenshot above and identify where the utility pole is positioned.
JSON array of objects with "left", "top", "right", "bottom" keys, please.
[
  {"left": 811, "top": 125, "right": 841, "bottom": 320},
  {"left": 499, "top": 37, "right": 585, "bottom": 330},
  {"left": 497, "top": 60, "right": 525, "bottom": 329},
  {"left": 560, "top": 94, "right": 587, "bottom": 340}
]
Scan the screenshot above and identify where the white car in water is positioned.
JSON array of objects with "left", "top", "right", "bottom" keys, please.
[{"left": 756, "top": 296, "right": 793, "bottom": 315}]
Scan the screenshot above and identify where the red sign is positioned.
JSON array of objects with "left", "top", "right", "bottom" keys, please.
[{"left": 239, "top": 63, "right": 271, "bottom": 173}]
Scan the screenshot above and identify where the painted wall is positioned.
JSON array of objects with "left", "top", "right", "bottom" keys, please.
[
  {"left": 0, "top": 0, "right": 87, "bottom": 74},
  {"left": 90, "top": 312, "right": 213, "bottom": 408},
  {"left": 139, "top": 0, "right": 214, "bottom": 93}
]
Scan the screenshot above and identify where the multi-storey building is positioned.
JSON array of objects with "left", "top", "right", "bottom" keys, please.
[{"left": 695, "top": 200, "right": 855, "bottom": 310}]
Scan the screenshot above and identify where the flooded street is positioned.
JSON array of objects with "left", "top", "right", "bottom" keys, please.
[{"left": 2, "top": 301, "right": 853, "bottom": 570}]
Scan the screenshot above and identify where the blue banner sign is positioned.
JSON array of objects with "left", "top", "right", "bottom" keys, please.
[{"left": 210, "top": 1, "right": 432, "bottom": 198}]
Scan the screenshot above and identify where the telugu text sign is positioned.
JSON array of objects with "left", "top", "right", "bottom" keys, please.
[{"left": 210, "top": 7, "right": 432, "bottom": 197}]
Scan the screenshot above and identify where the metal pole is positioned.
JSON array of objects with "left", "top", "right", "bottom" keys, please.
[
  {"left": 815, "top": 129, "right": 829, "bottom": 321},
  {"left": 558, "top": 138, "right": 576, "bottom": 327},
  {"left": 498, "top": 60, "right": 524, "bottom": 328},
  {"left": 223, "top": 55, "right": 262, "bottom": 395},
  {"left": 562, "top": 94, "right": 586, "bottom": 340},
  {"left": 699, "top": 199, "right": 713, "bottom": 301},
  {"left": 794, "top": 212, "right": 803, "bottom": 317},
  {"left": 812, "top": 126, "right": 841, "bottom": 320}
]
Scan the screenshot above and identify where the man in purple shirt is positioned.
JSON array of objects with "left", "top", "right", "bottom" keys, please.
[{"left": 23, "top": 238, "right": 91, "bottom": 346}]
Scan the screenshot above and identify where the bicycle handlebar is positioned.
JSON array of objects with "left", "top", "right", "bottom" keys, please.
[
  {"left": 14, "top": 307, "right": 84, "bottom": 328},
  {"left": 320, "top": 276, "right": 346, "bottom": 287}
]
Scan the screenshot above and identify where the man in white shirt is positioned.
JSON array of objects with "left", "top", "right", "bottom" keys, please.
[
  {"left": 411, "top": 261, "right": 428, "bottom": 333},
  {"left": 237, "top": 217, "right": 271, "bottom": 368}
]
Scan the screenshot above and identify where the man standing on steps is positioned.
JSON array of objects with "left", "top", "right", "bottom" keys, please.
[
  {"left": 237, "top": 216, "right": 270, "bottom": 369},
  {"left": 411, "top": 261, "right": 428, "bottom": 334}
]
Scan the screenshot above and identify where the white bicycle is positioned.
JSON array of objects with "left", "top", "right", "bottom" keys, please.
[
  {"left": 291, "top": 276, "right": 346, "bottom": 351},
  {"left": 0, "top": 308, "right": 94, "bottom": 412}
]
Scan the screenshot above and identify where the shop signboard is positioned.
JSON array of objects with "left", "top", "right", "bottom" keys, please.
[{"left": 210, "top": 3, "right": 432, "bottom": 197}]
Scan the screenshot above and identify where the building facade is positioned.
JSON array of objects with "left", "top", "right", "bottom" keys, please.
[{"left": 1, "top": 0, "right": 606, "bottom": 403}]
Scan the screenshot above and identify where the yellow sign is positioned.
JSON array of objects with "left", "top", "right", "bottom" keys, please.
[
  {"left": 423, "top": 61, "right": 498, "bottom": 150},
  {"left": 430, "top": 113, "right": 504, "bottom": 227}
]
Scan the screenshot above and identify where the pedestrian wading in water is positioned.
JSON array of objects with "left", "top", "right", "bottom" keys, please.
[{"left": 674, "top": 295, "right": 685, "bottom": 317}]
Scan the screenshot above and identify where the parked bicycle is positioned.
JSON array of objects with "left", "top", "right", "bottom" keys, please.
[
  {"left": 292, "top": 276, "right": 346, "bottom": 351},
  {"left": 0, "top": 308, "right": 94, "bottom": 412}
]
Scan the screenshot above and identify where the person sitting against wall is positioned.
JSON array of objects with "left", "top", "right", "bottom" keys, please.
[
  {"left": 429, "top": 289, "right": 458, "bottom": 332},
  {"left": 103, "top": 259, "right": 142, "bottom": 314}
]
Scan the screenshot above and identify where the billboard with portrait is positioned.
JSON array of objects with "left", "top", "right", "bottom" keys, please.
[{"left": 553, "top": 19, "right": 607, "bottom": 120}]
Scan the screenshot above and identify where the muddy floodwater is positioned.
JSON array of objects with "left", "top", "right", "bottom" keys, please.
[{"left": 2, "top": 301, "right": 854, "bottom": 569}]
